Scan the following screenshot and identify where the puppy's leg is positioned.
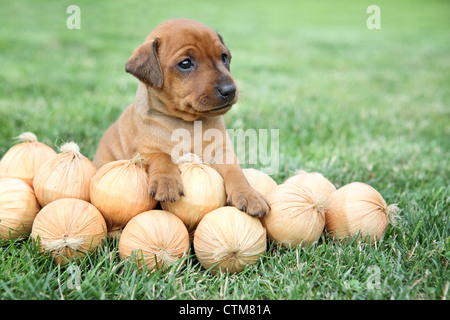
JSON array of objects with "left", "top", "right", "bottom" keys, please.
[
  {"left": 213, "top": 160, "right": 270, "bottom": 217},
  {"left": 144, "top": 153, "right": 184, "bottom": 203}
]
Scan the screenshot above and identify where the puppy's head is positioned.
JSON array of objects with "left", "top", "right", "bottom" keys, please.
[{"left": 126, "top": 19, "right": 238, "bottom": 121}]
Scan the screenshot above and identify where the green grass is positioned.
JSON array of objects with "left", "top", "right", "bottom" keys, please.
[{"left": 0, "top": 0, "right": 449, "bottom": 300}]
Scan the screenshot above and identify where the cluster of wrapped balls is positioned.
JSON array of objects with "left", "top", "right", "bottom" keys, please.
[{"left": 0, "top": 132, "right": 399, "bottom": 273}]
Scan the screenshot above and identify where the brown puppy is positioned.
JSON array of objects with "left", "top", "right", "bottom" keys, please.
[{"left": 93, "top": 18, "right": 269, "bottom": 217}]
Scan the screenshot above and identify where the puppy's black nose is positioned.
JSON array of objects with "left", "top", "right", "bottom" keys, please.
[{"left": 218, "top": 84, "right": 236, "bottom": 100}]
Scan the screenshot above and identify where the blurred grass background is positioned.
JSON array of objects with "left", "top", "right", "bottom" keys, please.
[{"left": 0, "top": 0, "right": 449, "bottom": 300}]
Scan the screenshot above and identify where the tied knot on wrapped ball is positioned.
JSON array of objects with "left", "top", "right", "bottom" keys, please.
[
  {"left": 129, "top": 153, "right": 145, "bottom": 168},
  {"left": 59, "top": 141, "right": 80, "bottom": 155},
  {"left": 14, "top": 132, "right": 39, "bottom": 143},
  {"left": 151, "top": 245, "right": 184, "bottom": 266},
  {"left": 213, "top": 245, "right": 244, "bottom": 263},
  {"left": 311, "top": 194, "right": 330, "bottom": 212},
  {"left": 383, "top": 204, "right": 401, "bottom": 226},
  {"left": 40, "top": 235, "right": 85, "bottom": 253},
  {"left": 175, "top": 152, "right": 208, "bottom": 166}
]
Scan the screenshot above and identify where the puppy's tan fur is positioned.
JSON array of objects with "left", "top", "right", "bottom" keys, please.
[{"left": 93, "top": 18, "right": 269, "bottom": 217}]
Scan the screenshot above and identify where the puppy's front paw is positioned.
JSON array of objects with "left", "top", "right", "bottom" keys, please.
[
  {"left": 227, "top": 187, "right": 270, "bottom": 217},
  {"left": 148, "top": 173, "right": 184, "bottom": 203}
]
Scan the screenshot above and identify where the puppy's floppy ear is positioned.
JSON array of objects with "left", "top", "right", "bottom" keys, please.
[
  {"left": 125, "top": 38, "right": 163, "bottom": 89},
  {"left": 217, "top": 32, "right": 232, "bottom": 58},
  {"left": 217, "top": 32, "right": 225, "bottom": 45}
]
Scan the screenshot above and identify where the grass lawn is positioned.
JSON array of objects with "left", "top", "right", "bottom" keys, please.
[{"left": 0, "top": 0, "right": 449, "bottom": 301}]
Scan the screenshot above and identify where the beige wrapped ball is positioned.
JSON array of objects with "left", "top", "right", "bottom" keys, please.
[
  {"left": 118, "top": 210, "right": 190, "bottom": 272},
  {"left": 194, "top": 206, "right": 267, "bottom": 274},
  {"left": 0, "top": 177, "right": 40, "bottom": 240},
  {"left": 325, "top": 182, "right": 399, "bottom": 242},
  {"left": 284, "top": 170, "right": 336, "bottom": 195},
  {"left": 242, "top": 168, "right": 277, "bottom": 196},
  {"left": 31, "top": 198, "right": 107, "bottom": 264},
  {"left": 0, "top": 132, "right": 57, "bottom": 187},
  {"left": 90, "top": 155, "right": 157, "bottom": 232},
  {"left": 161, "top": 154, "right": 226, "bottom": 235},
  {"left": 261, "top": 171, "right": 336, "bottom": 247},
  {"left": 33, "top": 142, "right": 97, "bottom": 207}
]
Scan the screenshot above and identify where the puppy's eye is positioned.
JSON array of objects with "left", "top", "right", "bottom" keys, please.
[
  {"left": 222, "top": 53, "right": 229, "bottom": 66},
  {"left": 178, "top": 58, "right": 194, "bottom": 71}
]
